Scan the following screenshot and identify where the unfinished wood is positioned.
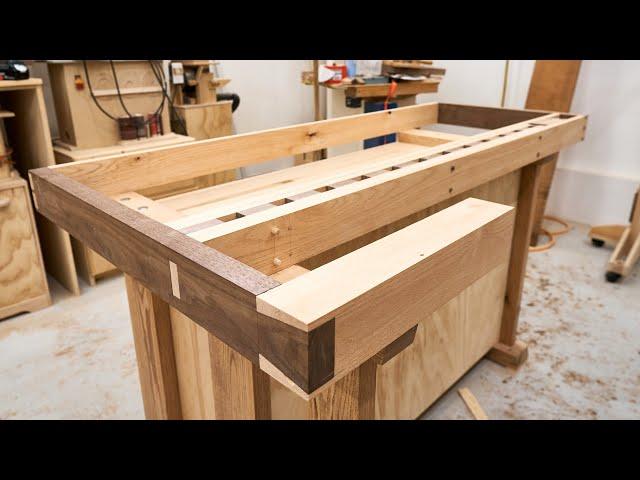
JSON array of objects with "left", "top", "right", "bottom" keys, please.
[
  {"left": 181, "top": 113, "right": 558, "bottom": 237},
  {"left": 47, "top": 61, "right": 171, "bottom": 149},
  {"left": 139, "top": 170, "right": 237, "bottom": 201},
  {"left": 125, "top": 274, "right": 182, "bottom": 419},
  {"left": 170, "top": 307, "right": 271, "bottom": 419},
  {"left": 493, "top": 160, "right": 543, "bottom": 358},
  {"left": 174, "top": 101, "right": 232, "bottom": 141},
  {"left": 301, "top": 170, "right": 521, "bottom": 272},
  {"left": 259, "top": 197, "right": 513, "bottom": 330},
  {"left": 309, "top": 359, "right": 377, "bottom": 420},
  {"left": 1, "top": 79, "right": 80, "bottom": 295},
  {"left": 161, "top": 142, "right": 430, "bottom": 226},
  {"left": 258, "top": 198, "right": 515, "bottom": 387},
  {"left": 438, "top": 103, "right": 549, "bottom": 129},
  {"left": 49, "top": 102, "right": 439, "bottom": 196},
  {"left": 92, "top": 86, "right": 163, "bottom": 97},
  {"left": 53, "top": 133, "right": 194, "bottom": 163},
  {"left": 370, "top": 171, "right": 518, "bottom": 419},
  {"left": 486, "top": 339, "right": 528, "bottom": 368},
  {"left": 3, "top": 83, "right": 57, "bottom": 197},
  {"left": 382, "top": 61, "right": 446, "bottom": 77},
  {"left": 398, "top": 128, "right": 467, "bottom": 146},
  {"left": 270, "top": 377, "right": 308, "bottom": 419},
  {"left": 29, "top": 168, "right": 279, "bottom": 363},
  {"left": 114, "top": 192, "right": 183, "bottom": 223},
  {"left": 169, "top": 308, "right": 216, "bottom": 418},
  {"left": 589, "top": 224, "right": 625, "bottom": 247},
  {"left": 526, "top": 60, "right": 582, "bottom": 245},
  {"left": 0, "top": 177, "right": 51, "bottom": 320},
  {"left": 268, "top": 263, "right": 311, "bottom": 418},
  {"left": 0, "top": 79, "right": 43, "bottom": 91},
  {"left": 199, "top": 114, "right": 585, "bottom": 274},
  {"left": 606, "top": 187, "right": 640, "bottom": 278},
  {"left": 86, "top": 247, "right": 116, "bottom": 280},
  {"left": 375, "top": 263, "right": 507, "bottom": 419},
  {"left": 373, "top": 326, "right": 418, "bottom": 365},
  {"left": 208, "top": 332, "right": 271, "bottom": 419},
  {"left": 341, "top": 79, "right": 440, "bottom": 99},
  {"left": 458, "top": 388, "right": 489, "bottom": 420},
  {"left": 31, "top": 103, "right": 588, "bottom": 405},
  {"left": 270, "top": 264, "right": 309, "bottom": 283}
]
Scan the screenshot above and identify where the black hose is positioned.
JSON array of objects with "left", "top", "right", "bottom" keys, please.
[
  {"left": 148, "top": 60, "right": 187, "bottom": 136},
  {"left": 217, "top": 93, "right": 240, "bottom": 113}
]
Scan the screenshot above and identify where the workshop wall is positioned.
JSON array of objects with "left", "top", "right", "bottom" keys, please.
[
  {"left": 545, "top": 61, "right": 640, "bottom": 226},
  {"left": 218, "top": 60, "right": 316, "bottom": 177},
  {"left": 418, "top": 60, "right": 640, "bottom": 226}
]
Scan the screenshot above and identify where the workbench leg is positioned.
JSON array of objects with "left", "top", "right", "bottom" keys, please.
[
  {"left": 208, "top": 334, "right": 272, "bottom": 419},
  {"left": 308, "top": 359, "right": 377, "bottom": 420},
  {"left": 488, "top": 161, "right": 544, "bottom": 368},
  {"left": 530, "top": 154, "right": 559, "bottom": 246},
  {"left": 125, "top": 274, "right": 182, "bottom": 420}
]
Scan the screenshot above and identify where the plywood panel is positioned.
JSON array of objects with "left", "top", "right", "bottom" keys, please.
[
  {"left": 48, "top": 61, "right": 171, "bottom": 149},
  {"left": 375, "top": 289, "right": 464, "bottom": 419},
  {"left": 175, "top": 102, "right": 232, "bottom": 141},
  {"left": 1, "top": 83, "right": 80, "bottom": 295},
  {"left": 375, "top": 263, "right": 507, "bottom": 419},
  {"left": 0, "top": 179, "right": 50, "bottom": 319}
]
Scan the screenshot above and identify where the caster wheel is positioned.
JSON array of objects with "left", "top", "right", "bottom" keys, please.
[
  {"left": 606, "top": 271, "right": 621, "bottom": 283},
  {"left": 591, "top": 238, "right": 605, "bottom": 248}
]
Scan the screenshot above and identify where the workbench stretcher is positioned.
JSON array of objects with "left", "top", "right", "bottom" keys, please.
[{"left": 29, "top": 102, "right": 587, "bottom": 419}]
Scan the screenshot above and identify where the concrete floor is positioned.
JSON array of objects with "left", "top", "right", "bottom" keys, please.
[{"left": 1, "top": 222, "right": 638, "bottom": 419}]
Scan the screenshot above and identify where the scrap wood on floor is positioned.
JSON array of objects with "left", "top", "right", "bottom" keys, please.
[{"left": 458, "top": 388, "right": 489, "bottom": 420}]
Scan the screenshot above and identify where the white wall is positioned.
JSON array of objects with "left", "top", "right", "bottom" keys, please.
[
  {"left": 416, "top": 60, "right": 640, "bottom": 226},
  {"left": 546, "top": 61, "right": 640, "bottom": 225},
  {"left": 218, "top": 60, "right": 316, "bottom": 176}
]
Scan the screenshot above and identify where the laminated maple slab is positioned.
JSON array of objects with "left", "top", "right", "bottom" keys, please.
[{"left": 257, "top": 198, "right": 515, "bottom": 392}]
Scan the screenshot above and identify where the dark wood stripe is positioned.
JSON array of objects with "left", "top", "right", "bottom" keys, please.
[
  {"left": 373, "top": 325, "right": 418, "bottom": 365},
  {"left": 257, "top": 313, "right": 335, "bottom": 394},
  {"left": 29, "top": 168, "right": 279, "bottom": 362},
  {"left": 438, "top": 103, "right": 549, "bottom": 130},
  {"left": 308, "top": 318, "right": 336, "bottom": 392}
]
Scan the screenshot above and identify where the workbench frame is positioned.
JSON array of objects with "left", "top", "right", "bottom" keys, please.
[{"left": 29, "top": 102, "right": 586, "bottom": 419}]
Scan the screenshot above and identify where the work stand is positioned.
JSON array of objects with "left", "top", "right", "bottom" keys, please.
[
  {"left": 29, "top": 103, "right": 586, "bottom": 419},
  {"left": 589, "top": 187, "right": 640, "bottom": 282}
]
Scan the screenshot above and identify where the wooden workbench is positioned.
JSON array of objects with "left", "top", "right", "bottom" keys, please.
[{"left": 29, "top": 102, "right": 586, "bottom": 419}]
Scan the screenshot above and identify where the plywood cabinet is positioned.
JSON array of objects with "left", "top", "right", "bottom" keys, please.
[
  {"left": 174, "top": 101, "right": 232, "bottom": 141},
  {"left": 0, "top": 176, "right": 50, "bottom": 320},
  {"left": 0, "top": 78, "right": 79, "bottom": 295}
]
